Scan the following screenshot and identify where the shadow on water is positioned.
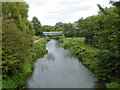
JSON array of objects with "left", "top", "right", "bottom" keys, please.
[
  {"left": 46, "top": 52, "right": 55, "bottom": 61},
  {"left": 26, "top": 39, "right": 104, "bottom": 88}
]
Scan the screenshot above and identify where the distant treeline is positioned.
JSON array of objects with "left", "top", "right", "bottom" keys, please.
[
  {"left": 42, "top": 2, "right": 120, "bottom": 63},
  {"left": 41, "top": 2, "right": 120, "bottom": 63}
]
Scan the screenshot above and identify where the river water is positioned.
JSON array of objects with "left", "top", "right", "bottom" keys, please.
[{"left": 27, "top": 39, "right": 98, "bottom": 88}]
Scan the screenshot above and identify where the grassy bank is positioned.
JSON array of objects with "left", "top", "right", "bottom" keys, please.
[
  {"left": 2, "top": 37, "right": 50, "bottom": 89},
  {"left": 58, "top": 38, "right": 120, "bottom": 88}
]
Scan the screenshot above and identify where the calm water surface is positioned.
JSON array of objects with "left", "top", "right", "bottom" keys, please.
[{"left": 27, "top": 39, "right": 98, "bottom": 88}]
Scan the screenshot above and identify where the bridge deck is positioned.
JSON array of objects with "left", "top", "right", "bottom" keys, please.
[{"left": 43, "top": 31, "right": 63, "bottom": 35}]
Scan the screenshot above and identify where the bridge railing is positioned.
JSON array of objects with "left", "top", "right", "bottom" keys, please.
[{"left": 43, "top": 31, "right": 63, "bottom": 35}]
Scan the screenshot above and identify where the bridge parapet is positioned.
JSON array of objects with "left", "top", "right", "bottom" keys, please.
[{"left": 43, "top": 31, "right": 63, "bottom": 35}]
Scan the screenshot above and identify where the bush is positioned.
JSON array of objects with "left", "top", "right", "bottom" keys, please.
[
  {"left": 106, "top": 82, "right": 120, "bottom": 88},
  {"left": 95, "top": 50, "right": 120, "bottom": 81},
  {"left": 2, "top": 22, "right": 49, "bottom": 88},
  {"left": 59, "top": 38, "right": 120, "bottom": 88}
]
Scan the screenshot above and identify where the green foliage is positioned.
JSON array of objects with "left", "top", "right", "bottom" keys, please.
[
  {"left": 2, "top": 2, "right": 28, "bottom": 19},
  {"left": 2, "top": 2, "right": 50, "bottom": 88},
  {"left": 54, "top": 22, "right": 64, "bottom": 31},
  {"left": 75, "top": 4, "right": 120, "bottom": 55},
  {"left": 95, "top": 50, "right": 120, "bottom": 81},
  {"left": 2, "top": 0, "right": 120, "bottom": 89},
  {"left": 74, "top": 16, "right": 99, "bottom": 44},
  {"left": 2, "top": 19, "right": 31, "bottom": 77},
  {"left": 59, "top": 38, "right": 120, "bottom": 88},
  {"left": 41, "top": 25, "right": 54, "bottom": 32},
  {"left": 32, "top": 16, "right": 43, "bottom": 36},
  {"left": 54, "top": 22, "right": 76, "bottom": 37},
  {"left": 73, "top": 3, "right": 120, "bottom": 87},
  {"left": 18, "top": 17, "right": 35, "bottom": 36},
  {"left": 2, "top": 35, "right": 49, "bottom": 88},
  {"left": 97, "top": 4, "right": 107, "bottom": 15},
  {"left": 2, "top": 69, "right": 25, "bottom": 88},
  {"left": 59, "top": 38, "right": 98, "bottom": 73},
  {"left": 42, "top": 22, "right": 77, "bottom": 37},
  {"left": 2, "top": 2, "right": 35, "bottom": 36},
  {"left": 30, "top": 38, "right": 49, "bottom": 60},
  {"left": 2, "top": 20, "right": 30, "bottom": 88},
  {"left": 63, "top": 23, "right": 76, "bottom": 37},
  {"left": 106, "top": 82, "right": 120, "bottom": 88}
]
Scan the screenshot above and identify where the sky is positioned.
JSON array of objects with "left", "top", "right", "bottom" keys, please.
[{"left": 24, "top": 0, "right": 112, "bottom": 26}]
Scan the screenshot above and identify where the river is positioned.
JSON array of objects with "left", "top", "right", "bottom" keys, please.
[{"left": 27, "top": 39, "right": 99, "bottom": 88}]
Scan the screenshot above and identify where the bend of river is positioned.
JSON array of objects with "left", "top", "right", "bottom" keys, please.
[{"left": 27, "top": 39, "right": 100, "bottom": 88}]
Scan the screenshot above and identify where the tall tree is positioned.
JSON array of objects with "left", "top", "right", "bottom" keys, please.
[
  {"left": 2, "top": 2, "right": 34, "bottom": 88},
  {"left": 2, "top": 2, "right": 35, "bottom": 36},
  {"left": 32, "top": 16, "right": 42, "bottom": 36},
  {"left": 54, "top": 22, "right": 64, "bottom": 31}
]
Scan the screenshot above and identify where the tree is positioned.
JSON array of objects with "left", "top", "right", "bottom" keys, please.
[
  {"left": 54, "top": 22, "right": 64, "bottom": 31},
  {"left": 53, "top": 22, "right": 76, "bottom": 37},
  {"left": 41, "top": 25, "right": 54, "bottom": 32},
  {"left": 63, "top": 23, "right": 76, "bottom": 37},
  {"left": 2, "top": 2, "right": 35, "bottom": 88},
  {"left": 32, "top": 16, "right": 43, "bottom": 36},
  {"left": 2, "top": 2, "right": 35, "bottom": 36}
]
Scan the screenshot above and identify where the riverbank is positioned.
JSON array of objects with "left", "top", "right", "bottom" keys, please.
[
  {"left": 34, "top": 39, "right": 42, "bottom": 43},
  {"left": 27, "top": 39, "right": 98, "bottom": 88},
  {"left": 58, "top": 38, "right": 120, "bottom": 88},
  {"left": 2, "top": 37, "right": 50, "bottom": 88}
]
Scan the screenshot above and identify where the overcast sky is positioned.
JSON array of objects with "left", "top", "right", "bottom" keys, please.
[{"left": 24, "top": 0, "right": 111, "bottom": 26}]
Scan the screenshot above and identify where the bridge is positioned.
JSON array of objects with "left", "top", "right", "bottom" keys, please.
[{"left": 43, "top": 31, "right": 63, "bottom": 36}]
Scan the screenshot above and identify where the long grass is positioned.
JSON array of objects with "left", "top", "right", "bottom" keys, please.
[{"left": 59, "top": 37, "right": 120, "bottom": 88}]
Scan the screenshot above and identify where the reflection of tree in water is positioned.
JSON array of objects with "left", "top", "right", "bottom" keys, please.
[
  {"left": 46, "top": 52, "right": 55, "bottom": 61},
  {"left": 56, "top": 42, "right": 62, "bottom": 48},
  {"left": 64, "top": 51, "right": 75, "bottom": 59},
  {"left": 41, "top": 64, "right": 48, "bottom": 71}
]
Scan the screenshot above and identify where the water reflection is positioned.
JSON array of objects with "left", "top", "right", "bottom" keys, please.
[
  {"left": 27, "top": 39, "right": 98, "bottom": 88},
  {"left": 40, "top": 64, "right": 48, "bottom": 71},
  {"left": 46, "top": 52, "right": 55, "bottom": 61},
  {"left": 63, "top": 51, "right": 76, "bottom": 59}
]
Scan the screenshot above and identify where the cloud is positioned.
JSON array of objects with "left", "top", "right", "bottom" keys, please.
[{"left": 25, "top": 0, "right": 111, "bottom": 26}]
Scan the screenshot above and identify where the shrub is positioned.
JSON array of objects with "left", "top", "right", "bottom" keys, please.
[{"left": 106, "top": 82, "right": 120, "bottom": 88}]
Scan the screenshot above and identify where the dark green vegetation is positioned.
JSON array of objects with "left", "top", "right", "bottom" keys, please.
[
  {"left": 2, "top": 2, "right": 49, "bottom": 88},
  {"left": 41, "top": 22, "right": 76, "bottom": 37},
  {"left": 58, "top": 1, "right": 120, "bottom": 88},
  {"left": 59, "top": 38, "right": 120, "bottom": 88},
  {"left": 2, "top": 36, "right": 48, "bottom": 88},
  {"left": 2, "top": 0, "right": 120, "bottom": 89},
  {"left": 41, "top": 25, "right": 55, "bottom": 32},
  {"left": 32, "top": 17, "right": 43, "bottom": 37}
]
